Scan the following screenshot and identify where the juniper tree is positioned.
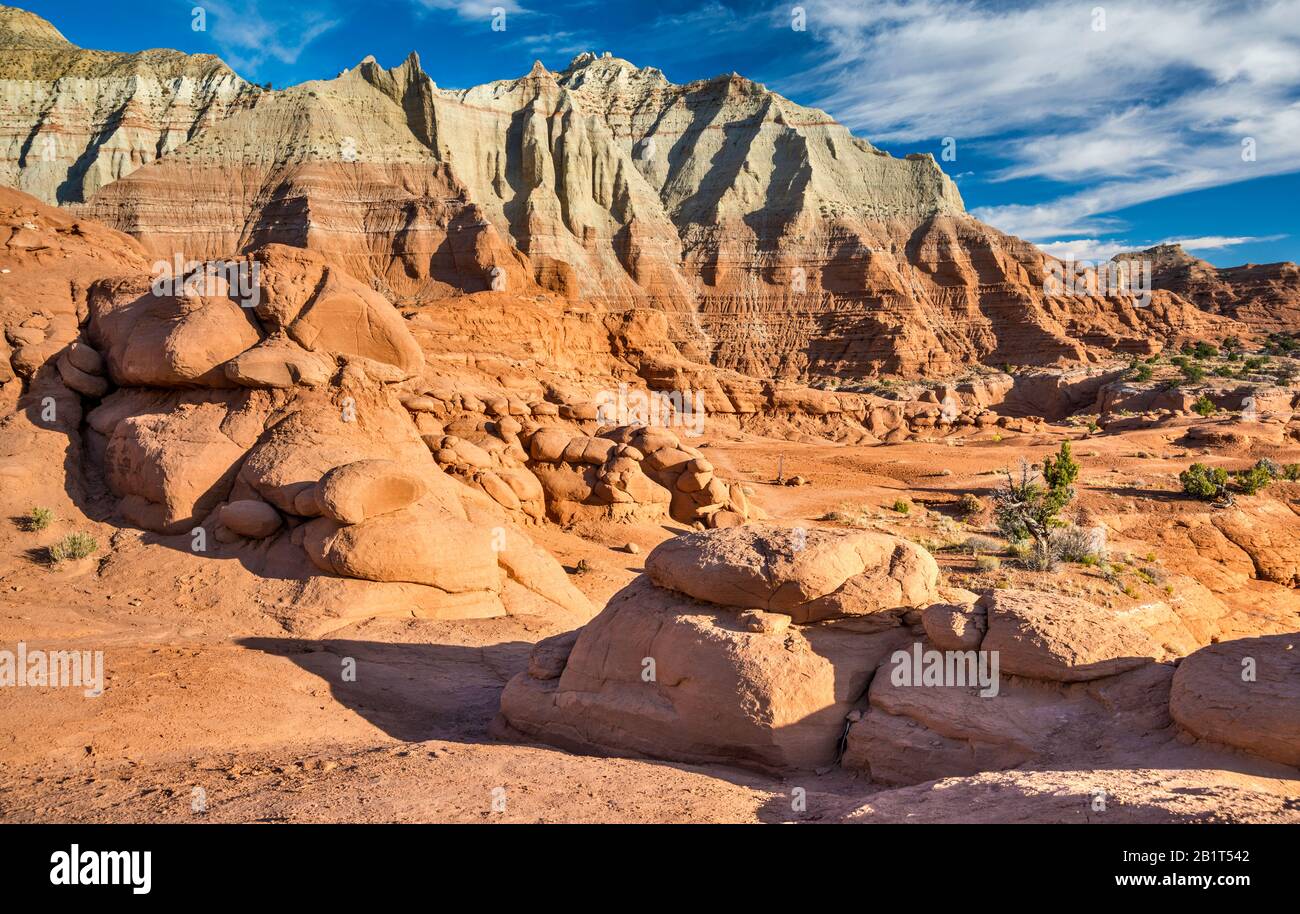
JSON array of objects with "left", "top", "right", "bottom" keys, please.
[{"left": 993, "top": 441, "right": 1080, "bottom": 569}]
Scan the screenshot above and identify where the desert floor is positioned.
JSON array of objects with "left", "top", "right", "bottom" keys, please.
[{"left": 1, "top": 426, "right": 1297, "bottom": 824}]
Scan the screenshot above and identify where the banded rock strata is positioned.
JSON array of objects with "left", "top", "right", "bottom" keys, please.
[{"left": 0, "top": 4, "right": 258, "bottom": 204}]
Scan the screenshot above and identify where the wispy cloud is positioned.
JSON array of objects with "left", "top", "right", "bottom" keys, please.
[
  {"left": 1171, "top": 233, "right": 1288, "bottom": 250},
  {"left": 413, "top": 0, "right": 528, "bottom": 21},
  {"left": 781, "top": 0, "right": 1300, "bottom": 240},
  {"left": 513, "top": 29, "right": 591, "bottom": 59},
  {"left": 203, "top": 0, "right": 340, "bottom": 77},
  {"left": 1037, "top": 233, "right": 1287, "bottom": 263}
]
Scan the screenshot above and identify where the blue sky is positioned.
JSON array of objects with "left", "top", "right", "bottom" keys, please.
[{"left": 25, "top": 0, "right": 1300, "bottom": 267}]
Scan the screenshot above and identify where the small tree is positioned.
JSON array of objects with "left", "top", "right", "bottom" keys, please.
[
  {"left": 993, "top": 442, "right": 1079, "bottom": 569},
  {"left": 1180, "top": 463, "right": 1229, "bottom": 502},
  {"left": 1042, "top": 440, "right": 1080, "bottom": 496}
]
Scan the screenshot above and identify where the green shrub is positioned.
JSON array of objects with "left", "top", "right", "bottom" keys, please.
[
  {"left": 49, "top": 532, "right": 99, "bottom": 563},
  {"left": 1282, "top": 463, "right": 1300, "bottom": 482},
  {"left": 1042, "top": 441, "right": 1080, "bottom": 491},
  {"left": 21, "top": 507, "right": 53, "bottom": 532},
  {"left": 1193, "top": 341, "right": 1218, "bottom": 359},
  {"left": 1180, "top": 463, "right": 1229, "bottom": 501},
  {"left": 957, "top": 493, "right": 984, "bottom": 518},
  {"left": 1128, "top": 359, "right": 1153, "bottom": 382},
  {"left": 1234, "top": 464, "right": 1273, "bottom": 496},
  {"left": 892, "top": 499, "right": 911, "bottom": 515},
  {"left": 1023, "top": 538, "right": 1060, "bottom": 572},
  {"left": 1192, "top": 395, "right": 1217, "bottom": 417},
  {"left": 1179, "top": 362, "right": 1206, "bottom": 383}
]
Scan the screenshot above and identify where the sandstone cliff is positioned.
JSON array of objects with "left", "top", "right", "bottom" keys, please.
[
  {"left": 0, "top": 4, "right": 259, "bottom": 204},
  {"left": 0, "top": 8, "right": 1250, "bottom": 380},
  {"left": 1115, "top": 243, "right": 1300, "bottom": 335}
]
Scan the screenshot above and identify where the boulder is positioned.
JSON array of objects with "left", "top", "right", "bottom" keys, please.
[
  {"left": 88, "top": 278, "right": 261, "bottom": 388},
  {"left": 268, "top": 259, "right": 421, "bottom": 378},
  {"left": 645, "top": 525, "right": 940, "bottom": 623},
  {"left": 224, "top": 337, "right": 335, "bottom": 388},
  {"left": 528, "top": 428, "right": 571, "bottom": 462},
  {"left": 1169, "top": 633, "right": 1300, "bottom": 767},
  {"left": 979, "top": 589, "right": 1162, "bottom": 682},
  {"left": 302, "top": 507, "right": 499, "bottom": 593},
  {"left": 237, "top": 393, "right": 434, "bottom": 514},
  {"left": 56, "top": 351, "right": 108, "bottom": 397},
  {"left": 498, "top": 576, "right": 912, "bottom": 771},
  {"left": 64, "top": 341, "right": 104, "bottom": 376},
  {"left": 104, "top": 398, "right": 252, "bottom": 533},
  {"left": 219, "top": 499, "right": 283, "bottom": 538},
  {"left": 315, "top": 458, "right": 427, "bottom": 525},
  {"left": 922, "top": 602, "right": 986, "bottom": 651},
  {"left": 844, "top": 654, "right": 1176, "bottom": 786}
]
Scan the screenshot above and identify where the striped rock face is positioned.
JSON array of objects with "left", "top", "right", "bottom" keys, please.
[{"left": 0, "top": 6, "right": 1230, "bottom": 381}]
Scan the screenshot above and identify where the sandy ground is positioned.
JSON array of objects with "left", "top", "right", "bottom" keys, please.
[{"left": 1, "top": 422, "right": 1298, "bottom": 823}]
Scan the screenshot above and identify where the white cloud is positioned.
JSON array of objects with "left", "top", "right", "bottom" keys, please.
[
  {"left": 1035, "top": 238, "right": 1141, "bottom": 263},
  {"left": 783, "top": 0, "right": 1300, "bottom": 240},
  {"left": 414, "top": 0, "right": 527, "bottom": 20},
  {"left": 1036, "top": 234, "right": 1286, "bottom": 264},
  {"left": 514, "top": 30, "right": 590, "bottom": 58},
  {"left": 205, "top": 0, "right": 340, "bottom": 76},
  {"left": 1165, "top": 233, "right": 1287, "bottom": 250}
]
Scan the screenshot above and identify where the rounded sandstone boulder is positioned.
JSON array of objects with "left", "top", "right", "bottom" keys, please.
[
  {"left": 977, "top": 589, "right": 1161, "bottom": 682},
  {"left": 316, "top": 459, "right": 427, "bottom": 525},
  {"left": 219, "top": 499, "right": 283, "bottom": 538},
  {"left": 1169, "top": 633, "right": 1300, "bottom": 767},
  {"left": 645, "top": 524, "right": 940, "bottom": 623}
]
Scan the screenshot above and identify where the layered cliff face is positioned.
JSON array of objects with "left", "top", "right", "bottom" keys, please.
[
  {"left": 0, "top": 3, "right": 1239, "bottom": 379},
  {"left": 1115, "top": 243, "right": 1300, "bottom": 335},
  {"left": 79, "top": 53, "right": 531, "bottom": 302},
  {"left": 76, "top": 48, "right": 1232, "bottom": 377},
  {"left": 0, "top": 4, "right": 259, "bottom": 205}
]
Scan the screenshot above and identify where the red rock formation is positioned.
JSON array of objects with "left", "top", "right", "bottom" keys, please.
[
  {"left": 51, "top": 36, "right": 1238, "bottom": 380},
  {"left": 1115, "top": 243, "right": 1300, "bottom": 334},
  {"left": 0, "top": 5, "right": 258, "bottom": 204}
]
